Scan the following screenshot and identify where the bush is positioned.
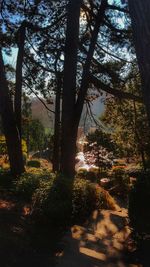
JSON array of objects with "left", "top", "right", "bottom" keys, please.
[
  {"left": 23, "top": 153, "right": 27, "bottom": 165},
  {"left": 0, "top": 135, "right": 27, "bottom": 158},
  {"left": 129, "top": 171, "right": 150, "bottom": 244},
  {"left": 32, "top": 174, "right": 72, "bottom": 227},
  {"left": 72, "top": 179, "right": 98, "bottom": 222},
  {"left": 110, "top": 167, "right": 130, "bottom": 196},
  {"left": 14, "top": 170, "right": 117, "bottom": 231},
  {"left": 72, "top": 179, "right": 116, "bottom": 223},
  {"left": 0, "top": 136, "right": 7, "bottom": 155},
  {"left": 76, "top": 169, "right": 97, "bottom": 182},
  {"left": 27, "top": 160, "right": 41, "bottom": 168},
  {"left": 77, "top": 168, "right": 88, "bottom": 178},
  {"left": 0, "top": 169, "right": 13, "bottom": 188},
  {"left": 95, "top": 185, "right": 117, "bottom": 210},
  {"left": 15, "top": 171, "right": 53, "bottom": 201},
  {"left": 31, "top": 175, "right": 117, "bottom": 226}
]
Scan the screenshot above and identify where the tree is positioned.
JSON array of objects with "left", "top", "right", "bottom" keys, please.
[
  {"left": 128, "top": 0, "right": 150, "bottom": 126},
  {"left": 22, "top": 95, "right": 49, "bottom": 153},
  {"left": 60, "top": 0, "right": 82, "bottom": 176},
  {"left": 86, "top": 129, "right": 117, "bottom": 155},
  {"left": 0, "top": 48, "right": 25, "bottom": 175},
  {"left": 61, "top": 0, "right": 108, "bottom": 176},
  {"left": 0, "top": 0, "right": 142, "bottom": 177},
  {"left": 15, "top": 21, "right": 26, "bottom": 137},
  {"left": 101, "top": 75, "right": 150, "bottom": 168},
  {"left": 84, "top": 143, "right": 113, "bottom": 172}
]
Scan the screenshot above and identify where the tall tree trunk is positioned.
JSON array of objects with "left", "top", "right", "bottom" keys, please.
[
  {"left": 0, "top": 48, "right": 25, "bottom": 176},
  {"left": 75, "top": 0, "right": 108, "bottom": 125},
  {"left": 61, "top": 0, "right": 108, "bottom": 177},
  {"left": 133, "top": 100, "right": 146, "bottom": 170},
  {"left": 15, "top": 22, "right": 26, "bottom": 136},
  {"left": 53, "top": 73, "right": 61, "bottom": 172},
  {"left": 61, "top": 0, "right": 82, "bottom": 177},
  {"left": 128, "top": 0, "right": 150, "bottom": 126}
]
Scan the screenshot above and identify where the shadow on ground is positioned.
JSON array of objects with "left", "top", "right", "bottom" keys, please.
[
  {"left": 56, "top": 206, "right": 143, "bottom": 267},
  {"left": 0, "top": 193, "right": 56, "bottom": 267}
]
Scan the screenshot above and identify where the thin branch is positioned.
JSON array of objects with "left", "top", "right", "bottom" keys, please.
[
  {"left": 23, "top": 81, "right": 55, "bottom": 114},
  {"left": 90, "top": 74, "right": 142, "bottom": 102},
  {"left": 96, "top": 43, "right": 133, "bottom": 64},
  {"left": 108, "top": 4, "right": 129, "bottom": 14}
]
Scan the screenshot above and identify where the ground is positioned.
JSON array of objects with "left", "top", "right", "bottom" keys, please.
[
  {"left": 0, "top": 181, "right": 142, "bottom": 267},
  {"left": 55, "top": 203, "right": 141, "bottom": 267},
  {"left": 0, "top": 189, "right": 55, "bottom": 267}
]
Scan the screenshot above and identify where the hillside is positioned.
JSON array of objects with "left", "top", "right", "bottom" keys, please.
[
  {"left": 31, "top": 98, "right": 54, "bottom": 130},
  {"left": 31, "top": 96, "right": 104, "bottom": 132}
]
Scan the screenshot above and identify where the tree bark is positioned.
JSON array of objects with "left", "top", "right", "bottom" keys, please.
[
  {"left": 53, "top": 73, "right": 61, "bottom": 172},
  {"left": 128, "top": 0, "right": 150, "bottom": 126},
  {"left": 0, "top": 48, "right": 25, "bottom": 176},
  {"left": 15, "top": 22, "right": 26, "bottom": 137},
  {"left": 75, "top": 0, "right": 108, "bottom": 126},
  {"left": 61, "top": 0, "right": 108, "bottom": 177},
  {"left": 61, "top": 0, "right": 82, "bottom": 177}
]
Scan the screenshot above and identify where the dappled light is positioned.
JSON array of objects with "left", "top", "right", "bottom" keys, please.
[
  {"left": 56, "top": 207, "right": 131, "bottom": 267},
  {"left": 0, "top": 0, "right": 150, "bottom": 266}
]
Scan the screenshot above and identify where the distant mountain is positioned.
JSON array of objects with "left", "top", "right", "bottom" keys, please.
[
  {"left": 31, "top": 98, "right": 54, "bottom": 129},
  {"left": 31, "top": 96, "right": 104, "bottom": 132}
]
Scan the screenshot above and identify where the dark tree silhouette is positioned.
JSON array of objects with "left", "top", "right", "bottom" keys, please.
[
  {"left": 0, "top": 48, "right": 25, "bottom": 176},
  {"left": 128, "top": 0, "right": 150, "bottom": 126}
]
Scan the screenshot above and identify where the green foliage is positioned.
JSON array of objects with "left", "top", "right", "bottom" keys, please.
[
  {"left": 77, "top": 169, "right": 89, "bottom": 179},
  {"left": 22, "top": 118, "right": 52, "bottom": 153},
  {"left": 129, "top": 171, "right": 150, "bottom": 244},
  {"left": 0, "top": 136, "right": 6, "bottom": 155},
  {"left": 77, "top": 169, "right": 98, "bottom": 182},
  {"left": 86, "top": 129, "right": 117, "bottom": 154},
  {"left": 0, "top": 169, "right": 13, "bottom": 189},
  {"left": 72, "top": 179, "right": 99, "bottom": 222},
  {"left": 32, "top": 175, "right": 72, "bottom": 227},
  {"left": 111, "top": 168, "right": 130, "bottom": 195},
  {"left": 32, "top": 175, "right": 116, "bottom": 226},
  {"left": 14, "top": 169, "right": 117, "bottom": 229},
  {"left": 27, "top": 160, "right": 41, "bottom": 168},
  {"left": 23, "top": 153, "right": 27, "bottom": 165},
  {"left": 0, "top": 135, "right": 27, "bottom": 157},
  {"left": 101, "top": 77, "right": 150, "bottom": 161},
  {"left": 22, "top": 139, "right": 27, "bottom": 155},
  {"left": 86, "top": 171, "right": 97, "bottom": 182},
  {"left": 15, "top": 170, "right": 52, "bottom": 201}
]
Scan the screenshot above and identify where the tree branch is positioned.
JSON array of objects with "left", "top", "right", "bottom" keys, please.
[{"left": 89, "top": 74, "right": 142, "bottom": 102}]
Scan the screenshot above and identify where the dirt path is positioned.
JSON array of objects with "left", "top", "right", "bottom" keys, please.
[
  {"left": 56, "top": 205, "right": 141, "bottom": 267},
  {"left": 0, "top": 188, "right": 142, "bottom": 267}
]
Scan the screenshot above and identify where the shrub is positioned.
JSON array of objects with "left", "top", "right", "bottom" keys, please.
[
  {"left": 86, "top": 171, "right": 97, "bottom": 182},
  {"left": 76, "top": 169, "right": 97, "bottom": 182},
  {"left": 27, "top": 160, "right": 41, "bottom": 168},
  {"left": 14, "top": 170, "right": 117, "bottom": 232},
  {"left": 0, "top": 169, "right": 13, "bottom": 188},
  {"left": 72, "top": 179, "right": 116, "bottom": 222},
  {"left": 110, "top": 167, "right": 130, "bottom": 196},
  {"left": 0, "top": 135, "right": 27, "bottom": 157},
  {"left": 129, "top": 171, "right": 150, "bottom": 245},
  {"left": 76, "top": 169, "right": 88, "bottom": 179},
  {"left": 72, "top": 179, "right": 97, "bottom": 222},
  {"left": 0, "top": 136, "right": 7, "bottom": 155},
  {"left": 31, "top": 174, "right": 117, "bottom": 227},
  {"left": 23, "top": 153, "right": 27, "bottom": 165},
  {"left": 32, "top": 174, "right": 72, "bottom": 228},
  {"left": 95, "top": 185, "right": 117, "bottom": 210},
  {"left": 15, "top": 173, "right": 41, "bottom": 200},
  {"left": 15, "top": 171, "right": 53, "bottom": 201}
]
